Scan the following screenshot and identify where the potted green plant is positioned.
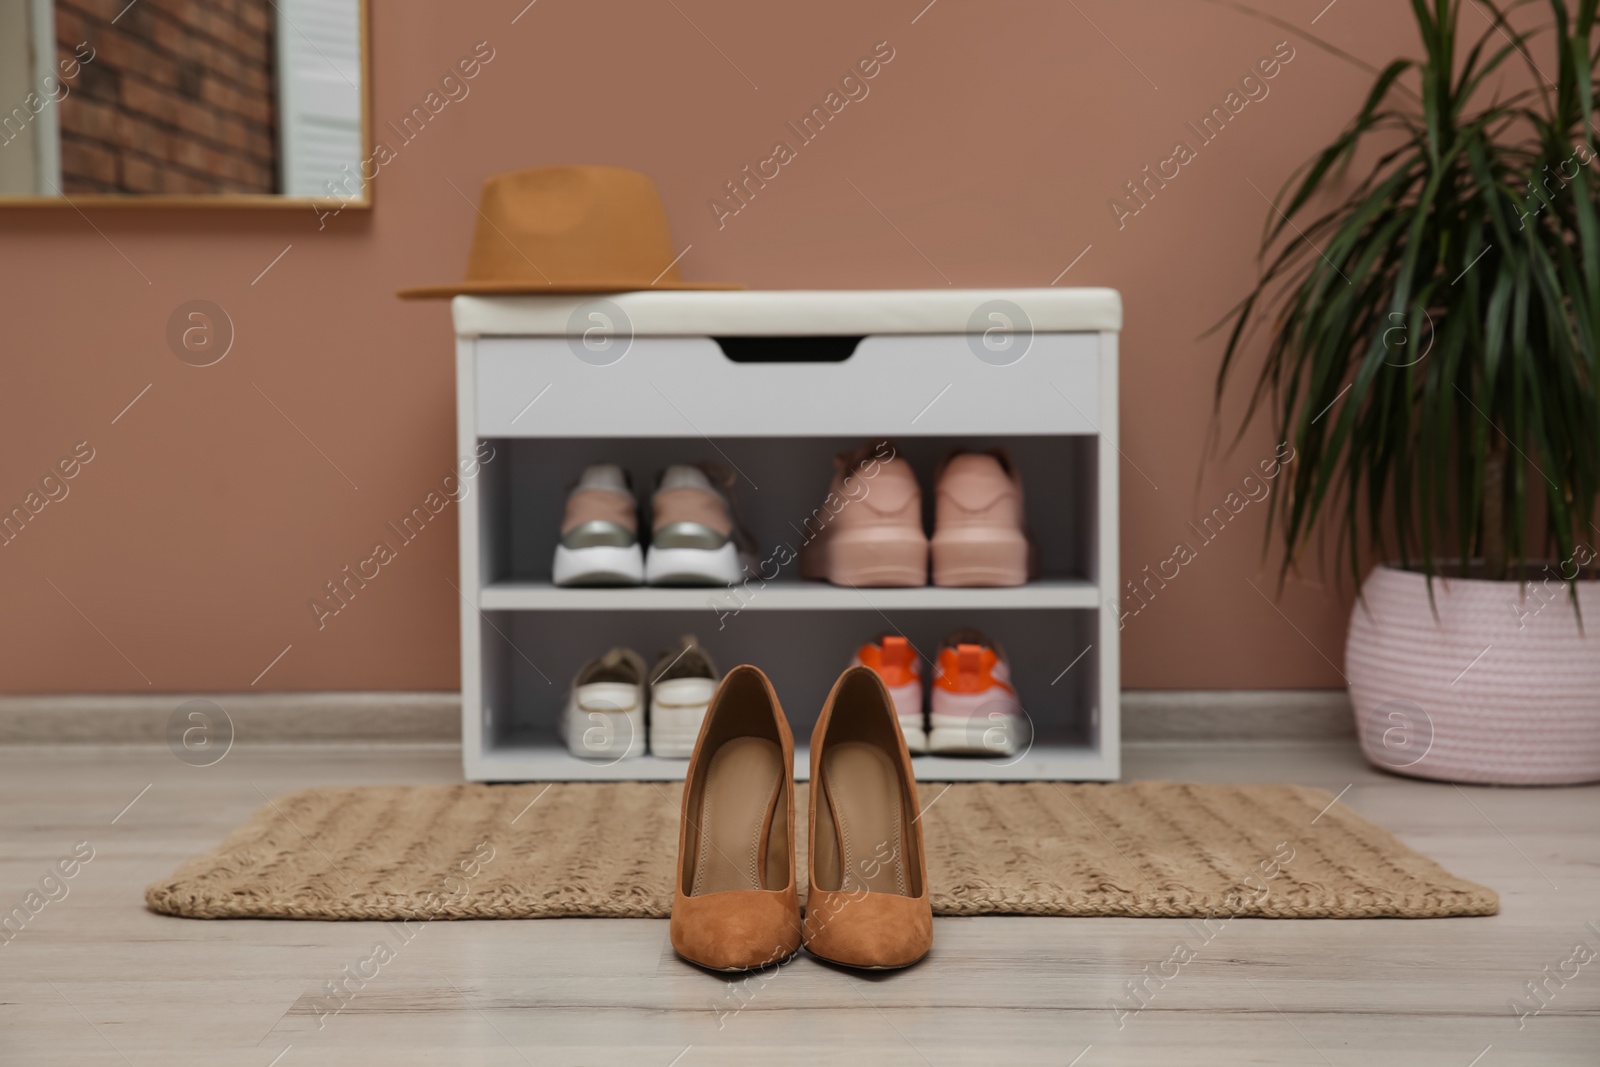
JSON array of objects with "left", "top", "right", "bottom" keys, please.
[{"left": 1217, "top": 0, "right": 1600, "bottom": 783}]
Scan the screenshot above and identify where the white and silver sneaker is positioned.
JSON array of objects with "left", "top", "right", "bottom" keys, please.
[
  {"left": 645, "top": 464, "right": 744, "bottom": 586},
  {"left": 552, "top": 464, "right": 644, "bottom": 587},
  {"left": 648, "top": 635, "right": 719, "bottom": 757},
  {"left": 559, "top": 648, "right": 647, "bottom": 760}
]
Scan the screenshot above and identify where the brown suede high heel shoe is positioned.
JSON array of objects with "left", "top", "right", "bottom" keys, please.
[
  {"left": 804, "top": 665, "right": 932, "bottom": 969},
  {"left": 670, "top": 664, "right": 802, "bottom": 972}
]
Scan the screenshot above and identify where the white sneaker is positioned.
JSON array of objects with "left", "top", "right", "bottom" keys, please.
[
  {"left": 559, "top": 648, "right": 646, "bottom": 760},
  {"left": 645, "top": 465, "right": 744, "bottom": 586},
  {"left": 648, "top": 635, "right": 719, "bottom": 757},
  {"left": 553, "top": 464, "right": 644, "bottom": 586}
]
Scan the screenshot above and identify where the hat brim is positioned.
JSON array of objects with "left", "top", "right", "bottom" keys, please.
[{"left": 398, "top": 279, "right": 743, "bottom": 300}]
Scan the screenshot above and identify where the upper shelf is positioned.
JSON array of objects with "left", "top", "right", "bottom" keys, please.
[{"left": 451, "top": 288, "right": 1123, "bottom": 337}]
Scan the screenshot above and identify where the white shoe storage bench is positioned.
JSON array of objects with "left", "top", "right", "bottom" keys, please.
[{"left": 452, "top": 289, "right": 1122, "bottom": 782}]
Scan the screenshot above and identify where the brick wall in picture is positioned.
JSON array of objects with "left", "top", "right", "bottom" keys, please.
[{"left": 55, "top": 0, "right": 277, "bottom": 194}]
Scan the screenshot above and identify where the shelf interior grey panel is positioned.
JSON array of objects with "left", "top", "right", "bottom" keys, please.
[
  {"left": 492, "top": 435, "right": 1096, "bottom": 589},
  {"left": 480, "top": 607, "right": 1097, "bottom": 757}
]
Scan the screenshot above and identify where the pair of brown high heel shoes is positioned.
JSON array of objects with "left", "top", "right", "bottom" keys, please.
[{"left": 670, "top": 664, "right": 932, "bottom": 972}]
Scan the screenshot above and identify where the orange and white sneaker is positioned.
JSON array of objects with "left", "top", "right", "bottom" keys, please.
[
  {"left": 851, "top": 634, "right": 927, "bottom": 753},
  {"left": 800, "top": 441, "right": 928, "bottom": 587},
  {"left": 930, "top": 451, "right": 1030, "bottom": 587},
  {"left": 928, "top": 629, "right": 1026, "bottom": 756}
]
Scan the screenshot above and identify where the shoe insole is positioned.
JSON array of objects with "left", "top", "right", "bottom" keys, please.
[
  {"left": 691, "top": 736, "right": 784, "bottom": 896},
  {"left": 821, "top": 741, "right": 908, "bottom": 896}
]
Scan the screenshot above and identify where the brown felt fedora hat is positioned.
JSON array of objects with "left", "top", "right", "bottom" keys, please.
[{"left": 399, "top": 165, "right": 741, "bottom": 298}]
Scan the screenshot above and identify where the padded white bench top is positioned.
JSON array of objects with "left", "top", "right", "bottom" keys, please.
[{"left": 451, "top": 288, "right": 1121, "bottom": 337}]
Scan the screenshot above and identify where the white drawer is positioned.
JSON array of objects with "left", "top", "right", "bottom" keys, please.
[{"left": 472, "top": 332, "right": 1104, "bottom": 438}]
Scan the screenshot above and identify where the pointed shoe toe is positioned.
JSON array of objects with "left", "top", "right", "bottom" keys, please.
[
  {"left": 671, "top": 889, "right": 802, "bottom": 972},
  {"left": 802, "top": 889, "right": 932, "bottom": 969}
]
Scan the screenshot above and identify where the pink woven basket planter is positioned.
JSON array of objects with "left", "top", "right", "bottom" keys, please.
[{"left": 1346, "top": 563, "right": 1600, "bottom": 785}]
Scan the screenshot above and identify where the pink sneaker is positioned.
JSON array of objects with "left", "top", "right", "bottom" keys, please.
[
  {"left": 800, "top": 442, "right": 928, "bottom": 587},
  {"left": 930, "top": 451, "right": 1030, "bottom": 587},
  {"left": 927, "top": 629, "right": 1026, "bottom": 756},
  {"left": 851, "top": 634, "right": 927, "bottom": 753}
]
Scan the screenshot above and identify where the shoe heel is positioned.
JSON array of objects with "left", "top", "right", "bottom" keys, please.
[
  {"left": 646, "top": 543, "right": 742, "bottom": 585},
  {"left": 931, "top": 531, "right": 1027, "bottom": 587},
  {"left": 828, "top": 532, "right": 928, "bottom": 587},
  {"left": 650, "top": 678, "right": 715, "bottom": 758},
  {"left": 553, "top": 543, "right": 645, "bottom": 586},
  {"left": 898, "top": 715, "right": 928, "bottom": 754},
  {"left": 563, "top": 706, "right": 645, "bottom": 759}
]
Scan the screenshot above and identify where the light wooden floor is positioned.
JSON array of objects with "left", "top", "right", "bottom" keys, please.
[{"left": 1, "top": 740, "right": 1594, "bottom": 1066}]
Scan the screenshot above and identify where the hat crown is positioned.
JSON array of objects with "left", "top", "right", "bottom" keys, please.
[
  {"left": 398, "top": 164, "right": 740, "bottom": 297},
  {"left": 463, "top": 165, "right": 682, "bottom": 286}
]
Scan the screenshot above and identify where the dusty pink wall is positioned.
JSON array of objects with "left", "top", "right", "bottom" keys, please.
[{"left": 0, "top": 0, "right": 1421, "bottom": 693}]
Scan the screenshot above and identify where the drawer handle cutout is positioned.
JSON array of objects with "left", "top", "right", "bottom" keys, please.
[{"left": 713, "top": 336, "right": 862, "bottom": 363}]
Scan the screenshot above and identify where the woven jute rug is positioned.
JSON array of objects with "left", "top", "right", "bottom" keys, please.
[{"left": 145, "top": 781, "right": 1497, "bottom": 921}]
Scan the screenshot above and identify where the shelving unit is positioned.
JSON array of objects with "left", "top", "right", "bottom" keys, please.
[{"left": 453, "top": 289, "right": 1122, "bottom": 782}]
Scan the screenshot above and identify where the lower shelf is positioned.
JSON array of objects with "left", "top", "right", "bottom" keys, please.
[{"left": 469, "top": 740, "right": 1118, "bottom": 783}]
